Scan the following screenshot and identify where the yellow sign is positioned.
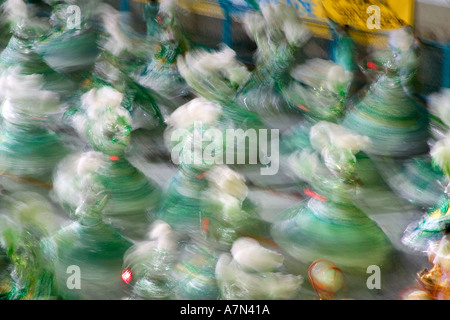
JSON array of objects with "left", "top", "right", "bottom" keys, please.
[
  {"left": 272, "top": 0, "right": 332, "bottom": 39},
  {"left": 322, "top": 0, "right": 415, "bottom": 47},
  {"left": 177, "top": 0, "right": 225, "bottom": 19},
  {"left": 321, "top": 0, "right": 414, "bottom": 31},
  {"left": 268, "top": 0, "right": 415, "bottom": 45},
  {"left": 146, "top": 0, "right": 416, "bottom": 46}
]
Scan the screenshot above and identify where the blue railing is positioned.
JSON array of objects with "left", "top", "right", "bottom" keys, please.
[{"left": 121, "top": 0, "right": 450, "bottom": 90}]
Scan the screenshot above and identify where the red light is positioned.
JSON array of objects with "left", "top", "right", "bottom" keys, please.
[
  {"left": 367, "top": 61, "right": 378, "bottom": 70},
  {"left": 202, "top": 218, "right": 209, "bottom": 233},
  {"left": 297, "top": 105, "right": 310, "bottom": 112},
  {"left": 304, "top": 189, "right": 327, "bottom": 202},
  {"left": 196, "top": 171, "right": 208, "bottom": 179},
  {"left": 110, "top": 156, "right": 119, "bottom": 161},
  {"left": 157, "top": 16, "right": 161, "bottom": 24},
  {"left": 121, "top": 269, "right": 132, "bottom": 284}
]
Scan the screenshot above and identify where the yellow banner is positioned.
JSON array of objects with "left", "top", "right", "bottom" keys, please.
[
  {"left": 141, "top": 0, "right": 416, "bottom": 46},
  {"left": 269, "top": 0, "right": 415, "bottom": 45},
  {"left": 177, "top": 0, "right": 225, "bottom": 19},
  {"left": 321, "top": 0, "right": 414, "bottom": 31}
]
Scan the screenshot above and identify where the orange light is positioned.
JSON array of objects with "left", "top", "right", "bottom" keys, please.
[
  {"left": 121, "top": 269, "right": 132, "bottom": 284},
  {"left": 196, "top": 171, "right": 208, "bottom": 179},
  {"left": 304, "top": 189, "right": 327, "bottom": 202},
  {"left": 367, "top": 61, "right": 378, "bottom": 70},
  {"left": 202, "top": 218, "right": 209, "bottom": 233},
  {"left": 297, "top": 105, "right": 310, "bottom": 111}
]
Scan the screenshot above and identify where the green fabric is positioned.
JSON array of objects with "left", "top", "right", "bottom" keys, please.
[
  {"left": 173, "top": 242, "right": 219, "bottom": 300},
  {"left": 0, "top": 192, "right": 61, "bottom": 300},
  {"left": 47, "top": 219, "right": 133, "bottom": 300},
  {"left": 0, "top": 121, "right": 68, "bottom": 182},
  {"left": 97, "top": 157, "right": 161, "bottom": 240},
  {"left": 271, "top": 198, "right": 393, "bottom": 272},
  {"left": 343, "top": 74, "right": 429, "bottom": 158}
]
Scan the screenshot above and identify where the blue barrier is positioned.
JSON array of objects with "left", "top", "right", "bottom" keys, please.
[
  {"left": 218, "top": 0, "right": 260, "bottom": 48},
  {"left": 442, "top": 43, "right": 450, "bottom": 89},
  {"left": 120, "top": 0, "right": 130, "bottom": 12},
  {"left": 421, "top": 39, "right": 450, "bottom": 90},
  {"left": 120, "top": 0, "right": 449, "bottom": 91}
]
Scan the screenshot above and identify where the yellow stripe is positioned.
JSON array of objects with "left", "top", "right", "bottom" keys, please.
[
  {"left": 304, "top": 21, "right": 333, "bottom": 40},
  {"left": 176, "top": 264, "right": 217, "bottom": 284},
  {"left": 132, "top": 0, "right": 413, "bottom": 47},
  {"left": 321, "top": 0, "right": 414, "bottom": 30},
  {"left": 385, "top": 0, "right": 415, "bottom": 27},
  {"left": 177, "top": 0, "right": 224, "bottom": 19}
]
